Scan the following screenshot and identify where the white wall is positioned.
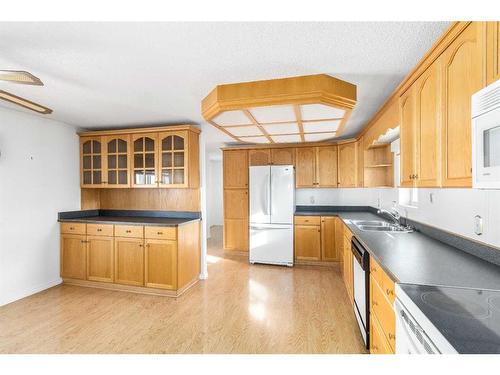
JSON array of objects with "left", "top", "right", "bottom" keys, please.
[
  {"left": 296, "top": 187, "right": 500, "bottom": 250},
  {"left": 0, "top": 108, "right": 80, "bottom": 306},
  {"left": 206, "top": 158, "right": 223, "bottom": 232}
]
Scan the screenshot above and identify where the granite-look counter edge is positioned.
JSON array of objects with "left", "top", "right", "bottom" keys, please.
[{"left": 58, "top": 209, "right": 201, "bottom": 227}]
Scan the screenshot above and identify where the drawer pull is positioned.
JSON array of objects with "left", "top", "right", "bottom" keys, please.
[
  {"left": 157, "top": 231, "right": 163, "bottom": 235},
  {"left": 386, "top": 288, "right": 394, "bottom": 296},
  {"left": 70, "top": 227, "right": 75, "bottom": 230},
  {"left": 97, "top": 228, "right": 102, "bottom": 232},
  {"left": 126, "top": 230, "right": 131, "bottom": 233},
  {"left": 138, "top": 244, "right": 143, "bottom": 247}
]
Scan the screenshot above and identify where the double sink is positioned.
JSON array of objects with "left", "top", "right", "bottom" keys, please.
[{"left": 351, "top": 220, "right": 414, "bottom": 233}]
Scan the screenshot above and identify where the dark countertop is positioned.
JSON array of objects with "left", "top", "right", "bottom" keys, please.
[
  {"left": 295, "top": 206, "right": 500, "bottom": 290},
  {"left": 399, "top": 283, "right": 500, "bottom": 354},
  {"left": 58, "top": 209, "right": 201, "bottom": 227}
]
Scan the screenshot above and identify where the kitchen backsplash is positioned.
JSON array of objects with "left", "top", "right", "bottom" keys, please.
[{"left": 296, "top": 188, "right": 500, "bottom": 249}]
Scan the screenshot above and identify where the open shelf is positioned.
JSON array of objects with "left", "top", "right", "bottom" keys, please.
[{"left": 363, "top": 144, "right": 394, "bottom": 188}]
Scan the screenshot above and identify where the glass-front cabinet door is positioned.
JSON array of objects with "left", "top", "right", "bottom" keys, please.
[
  {"left": 105, "top": 135, "right": 130, "bottom": 187},
  {"left": 158, "top": 131, "right": 189, "bottom": 188},
  {"left": 131, "top": 133, "right": 158, "bottom": 187},
  {"left": 81, "top": 136, "right": 104, "bottom": 188}
]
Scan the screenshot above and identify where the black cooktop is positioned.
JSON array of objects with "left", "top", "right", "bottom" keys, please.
[{"left": 399, "top": 284, "right": 500, "bottom": 354}]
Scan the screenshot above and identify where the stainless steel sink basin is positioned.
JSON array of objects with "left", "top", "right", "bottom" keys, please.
[{"left": 351, "top": 219, "right": 414, "bottom": 233}]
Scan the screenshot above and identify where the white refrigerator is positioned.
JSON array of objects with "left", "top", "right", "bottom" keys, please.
[{"left": 249, "top": 165, "right": 294, "bottom": 266}]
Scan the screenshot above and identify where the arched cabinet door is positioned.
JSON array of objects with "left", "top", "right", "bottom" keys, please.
[
  {"left": 105, "top": 135, "right": 130, "bottom": 188},
  {"left": 131, "top": 133, "right": 158, "bottom": 188},
  {"left": 158, "top": 131, "right": 189, "bottom": 188},
  {"left": 80, "top": 136, "right": 105, "bottom": 188}
]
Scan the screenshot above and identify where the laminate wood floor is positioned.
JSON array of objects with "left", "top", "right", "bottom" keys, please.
[{"left": 0, "top": 226, "right": 366, "bottom": 354}]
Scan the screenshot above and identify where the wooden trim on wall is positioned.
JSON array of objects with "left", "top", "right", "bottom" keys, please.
[{"left": 78, "top": 124, "right": 201, "bottom": 137}]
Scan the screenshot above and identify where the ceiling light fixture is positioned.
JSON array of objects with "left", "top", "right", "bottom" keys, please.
[
  {"left": 0, "top": 90, "right": 52, "bottom": 114},
  {"left": 202, "top": 74, "right": 356, "bottom": 144},
  {"left": 0, "top": 70, "right": 43, "bottom": 86}
]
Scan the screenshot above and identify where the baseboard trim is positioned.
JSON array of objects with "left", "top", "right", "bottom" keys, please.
[
  {"left": 62, "top": 277, "right": 199, "bottom": 298},
  {"left": 0, "top": 278, "right": 62, "bottom": 307}
]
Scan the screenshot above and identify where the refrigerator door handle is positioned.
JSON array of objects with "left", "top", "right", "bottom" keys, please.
[{"left": 265, "top": 178, "right": 270, "bottom": 216}]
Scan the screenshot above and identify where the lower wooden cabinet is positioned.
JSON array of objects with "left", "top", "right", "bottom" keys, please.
[
  {"left": 320, "top": 216, "right": 338, "bottom": 261},
  {"left": 369, "top": 256, "right": 396, "bottom": 354},
  {"left": 294, "top": 224, "right": 321, "bottom": 261},
  {"left": 61, "top": 221, "right": 200, "bottom": 295},
  {"left": 145, "top": 239, "right": 177, "bottom": 290},
  {"left": 342, "top": 233, "right": 354, "bottom": 303},
  {"left": 60, "top": 234, "right": 87, "bottom": 280},
  {"left": 223, "top": 219, "right": 248, "bottom": 251},
  {"left": 87, "top": 236, "right": 114, "bottom": 282},
  {"left": 114, "top": 237, "right": 145, "bottom": 286}
]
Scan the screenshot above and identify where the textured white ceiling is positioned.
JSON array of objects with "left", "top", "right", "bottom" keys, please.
[{"left": 0, "top": 22, "right": 448, "bottom": 148}]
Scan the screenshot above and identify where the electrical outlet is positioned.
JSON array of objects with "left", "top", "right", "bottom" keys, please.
[
  {"left": 310, "top": 196, "right": 315, "bottom": 204},
  {"left": 474, "top": 215, "right": 483, "bottom": 235}
]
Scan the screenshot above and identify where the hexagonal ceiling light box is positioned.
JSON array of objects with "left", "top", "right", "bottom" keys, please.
[{"left": 201, "top": 74, "right": 357, "bottom": 144}]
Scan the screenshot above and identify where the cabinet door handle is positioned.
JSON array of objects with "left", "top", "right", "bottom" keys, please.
[
  {"left": 157, "top": 232, "right": 163, "bottom": 235},
  {"left": 388, "top": 333, "right": 395, "bottom": 340},
  {"left": 70, "top": 227, "right": 75, "bottom": 230},
  {"left": 372, "top": 301, "right": 378, "bottom": 307},
  {"left": 126, "top": 230, "right": 131, "bottom": 233},
  {"left": 138, "top": 244, "right": 143, "bottom": 247},
  {"left": 97, "top": 228, "right": 102, "bottom": 232},
  {"left": 386, "top": 288, "right": 394, "bottom": 296}
]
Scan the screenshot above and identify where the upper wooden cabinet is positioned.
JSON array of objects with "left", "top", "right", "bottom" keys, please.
[
  {"left": 487, "top": 21, "right": 500, "bottom": 84},
  {"left": 105, "top": 135, "right": 130, "bottom": 187},
  {"left": 80, "top": 136, "right": 105, "bottom": 188},
  {"left": 79, "top": 126, "right": 200, "bottom": 189},
  {"left": 249, "top": 149, "right": 270, "bottom": 166},
  {"left": 338, "top": 142, "right": 358, "bottom": 188},
  {"left": 223, "top": 150, "right": 248, "bottom": 188},
  {"left": 415, "top": 59, "right": 442, "bottom": 187},
  {"left": 296, "top": 146, "right": 338, "bottom": 188},
  {"left": 271, "top": 148, "right": 295, "bottom": 165},
  {"left": 356, "top": 137, "right": 364, "bottom": 188},
  {"left": 131, "top": 133, "right": 158, "bottom": 188},
  {"left": 399, "top": 85, "right": 417, "bottom": 187},
  {"left": 441, "top": 22, "right": 485, "bottom": 187}
]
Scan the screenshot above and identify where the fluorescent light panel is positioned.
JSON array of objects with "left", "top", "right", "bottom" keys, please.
[
  {"left": 304, "top": 133, "right": 336, "bottom": 142},
  {"left": 213, "top": 110, "right": 251, "bottom": 126},
  {"left": 0, "top": 90, "right": 52, "bottom": 114},
  {"left": 261, "top": 122, "right": 299, "bottom": 135},
  {"left": 271, "top": 134, "right": 301, "bottom": 143},
  {"left": 0, "top": 70, "right": 43, "bottom": 85},
  {"left": 225, "top": 125, "right": 262, "bottom": 137},
  {"left": 301, "top": 103, "right": 345, "bottom": 120},
  {"left": 250, "top": 105, "right": 295, "bottom": 123},
  {"left": 303, "top": 120, "right": 340, "bottom": 133},
  {"left": 239, "top": 136, "right": 270, "bottom": 144}
]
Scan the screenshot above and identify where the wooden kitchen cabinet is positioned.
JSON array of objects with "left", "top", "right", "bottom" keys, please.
[
  {"left": 104, "top": 135, "right": 130, "bottom": 188},
  {"left": 145, "top": 239, "right": 177, "bottom": 290},
  {"left": 114, "top": 237, "right": 145, "bottom": 286},
  {"left": 271, "top": 147, "right": 295, "bottom": 165},
  {"left": 338, "top": 141, "right": 357, "bottom": 187},
  {"left": 342, "top": 232, "right": 354, "bottom": 304},
  {"left": 295, "top": 147, "right": 316, "bottom": 187},
  {"left": 223, "top": 189, "right": 248, "bottom": 219},
  {"left": 294, "top": 224, "right": 321, "bottom": 261},
  {"left": 80, "top": 126, "right": 199, "bottom": 189},
  {"left": 60, "top": 234, "right": 87, "bottom": 280},
  {"left": 441, "top": 22, "right": 485, "bottom": 187},
  {"left": 399, "top": 85, "right": 417, "bottom": 188},
  {"left": 320, "top": 216, "right": 338, "bottom": 261},
  {"left": 356, "top": 137, "right": 364, "bottom": 187},
  {"left": 487, "top": 21, "right": 500, "bottom": 84},
  {"left": 223, "top": 150, "right": 248, "bottom": 188},
  {"left": 86, "top": 236, "right": 114, "bottom": 282},
  {"left": 249, "top": 149, "right": 271, "bottom": 166},
  {"left": 295, "top": 146, "right": 337, "bottom": 188},
  {"left": 369, "top": 256, "right": 396, "bottom": 353},
  {"left": 223, "top": 219, "right": 249, "bottom": 251},
  {"left": 80, "top": 136, "right": 105, "bottom": 188}
]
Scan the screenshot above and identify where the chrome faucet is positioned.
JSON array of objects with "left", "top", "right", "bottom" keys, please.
[{"left": 377, "top": 208, "right": 401, "bottom": 225}]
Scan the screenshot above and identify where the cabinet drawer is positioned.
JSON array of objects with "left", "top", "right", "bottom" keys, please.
[
  {"left": 370, "top": 313, "right": 394, "bottom": 354},
  {"left": 144, "top": 226, "right": 177, "bottom": 240},
  {"left": 86, "top": 223, "right": 114, "bottom": 237},
  {"left": 370, "top": 257, "right": 396, "bottom": 304},
  {"left": 371, "top": 276, "right": 396, "bottom": 350},
  {"left": 294, "top": 216, "right": 321, "bottom": 226},
  {"left": 61, "top": 222, "right": 86, "bottom": 235},
  {"left": 115, "top": 225, "right": 144, "bottom": 238}
]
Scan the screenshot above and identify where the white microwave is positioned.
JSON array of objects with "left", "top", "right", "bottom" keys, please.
[{"left": 472, "top": 79, "right": 500, "bottom": 189}]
